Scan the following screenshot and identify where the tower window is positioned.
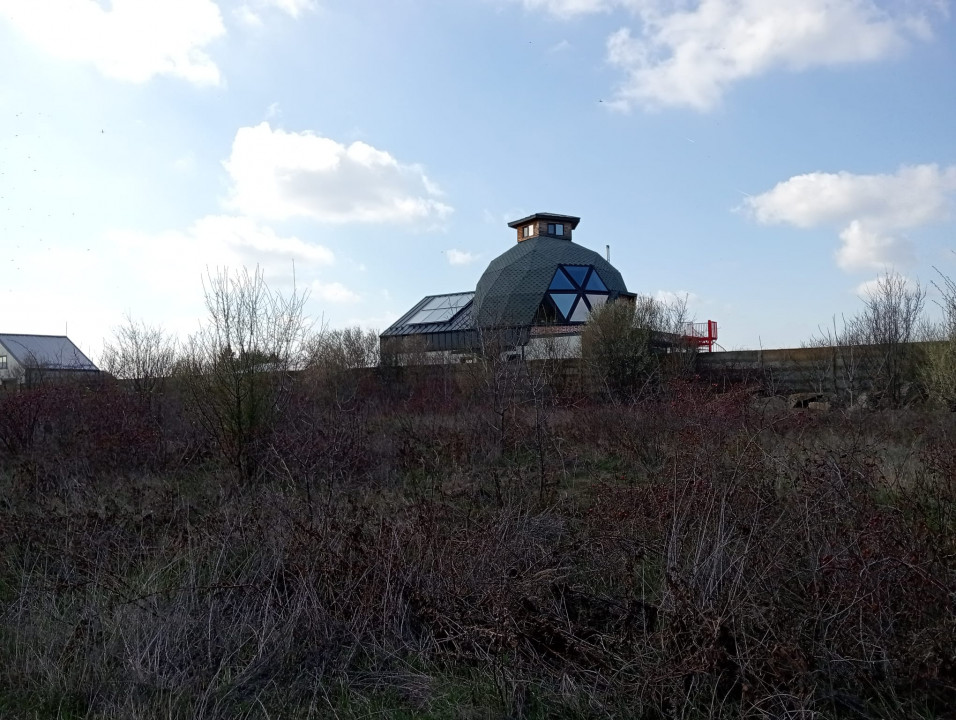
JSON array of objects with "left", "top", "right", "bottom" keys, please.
[
  {"left": 547, "top": 223, "right": 564, "bottom": 236},
  {"left": 523, "top": 224, "right": 533, "bottom": 238}
]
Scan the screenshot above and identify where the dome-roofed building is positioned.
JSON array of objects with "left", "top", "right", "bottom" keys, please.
[
  {"left": 381, "top": 212, "right": 636, "bottom": 361},
  {"left": 475, "top": 213, "right": 629, "bottom": 329}
]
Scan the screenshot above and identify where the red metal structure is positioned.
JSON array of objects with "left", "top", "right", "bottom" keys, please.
[{"left": 683, "top": 320, "right": 718, "bottom": 352}]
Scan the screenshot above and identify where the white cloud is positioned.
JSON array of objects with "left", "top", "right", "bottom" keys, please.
[
  {"left": 259, "top": 0, "right": 315, "bottom": 17},
  {"left": 238, "top": 0, "right": 314, "bottom": 22},
  {"left": 344, "top": 312, "right": 399, "bottom": 332},
  {"left": 854, "top": 274, "right": 917, "bottom": 298},
  {"left": 743, "top": 164, "right": 956, "bottom": 271},
  {"left": 312, "top": 280, "right": 361, "bottom": 304},
  {"left": 655, "top": 289, "right": 699, "bottom": 306},
  {"left": 0, "top": 0, "right": 225, "bottom": 85},
  {"left": 517, "top": 0, "right": 611, "bottom": 17},
  {"left": 109, "top": 215, "right": 335, "bottom": 299},
  {"left": 223, "top": 122, "right": 453, "bottom": 225},
  {"left": 173, "top": 154, "right": 197, "bottom": 173},
  {"left": 837, "top": 221, "right": 913, "bottom": 271},
  {"left": 447, "top": 249, "right": 479, "bottom": 265},
  {"left": 235, "top": 5, "right": 263, "bottom": 27},
  {"left": 513, "top": 0, "right": 943, "bottom": 111},
  {"left": 192, "top": 215, "right": 335, "bottom": 266}
]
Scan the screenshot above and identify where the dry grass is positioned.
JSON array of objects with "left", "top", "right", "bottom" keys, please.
[{"left": 0, "top": 376, "right": 953, "bottom": 718}]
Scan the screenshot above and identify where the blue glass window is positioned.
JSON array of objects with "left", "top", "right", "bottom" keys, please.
[
  {"left": 550, "top": 292, "right": 576, "bottom": 320},
  {"left": 549, "top": 269, "right": 576, "bottom": 290},
  {"left": 564, "top": 265, "right": 589, "bottom": 286},
  {"left": 585, "top": 272, "right": 607, "bottom": 291},
  {"left": 537, "top": 265, "right": 613, "bottom": 325}
]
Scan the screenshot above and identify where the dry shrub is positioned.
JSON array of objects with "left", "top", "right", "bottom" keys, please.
[{"left": 1, "top": 373, "right": 954, "bottom": 718}]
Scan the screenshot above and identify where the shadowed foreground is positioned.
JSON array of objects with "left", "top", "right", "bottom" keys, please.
[{"left": 0, "top": 377, "right": 954, "bottom": 719}]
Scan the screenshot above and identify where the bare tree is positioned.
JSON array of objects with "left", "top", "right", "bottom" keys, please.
[
  {"left": 303, "top": 325, "right": 380, "bottom": 405},
  {"left": 922, "top": 265, "right": 956, "bottom": 409},
  {"left": 100, "top": 314, "right": 178, "bottom": 406},
  {"left": 307, "top": 326, "right": 379, "bottom": 372},
  {"left": 805, "top": 314, "right": 868, "bottom": 404},
  {"left": 857, "top": 272, "right": 927, "bottom": 406},
  {"left": 807, "top": 271, "right": 928, "bottom": 407},
  {"left": 178, "top": 267, "right": 310, "bottom": 480}
]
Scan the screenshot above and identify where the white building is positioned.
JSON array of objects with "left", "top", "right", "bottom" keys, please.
[{"left": 0, "top": 334, "right": 99, "bottom": 388}]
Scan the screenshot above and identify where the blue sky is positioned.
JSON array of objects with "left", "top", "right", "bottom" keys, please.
[{"left": 1, "top": 0, "right": 955, "bottom": 356}]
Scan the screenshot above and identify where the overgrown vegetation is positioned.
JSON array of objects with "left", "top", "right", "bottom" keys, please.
[
  {"left": 581, "top": 293, "right": 695, "bottom": 401},
  {"left": 0, "top": 273, "right": 954, "bottom": 719},
  {"left": 805, "top": 270, "right": 956, "bottom": 408}
]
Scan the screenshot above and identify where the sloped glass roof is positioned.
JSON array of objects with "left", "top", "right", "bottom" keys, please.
[{"left": 408, "top": 292, "right": 474, "bottom": 325}]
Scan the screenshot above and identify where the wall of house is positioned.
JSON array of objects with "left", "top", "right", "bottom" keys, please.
[
  {"left": 0, "top": 344, "right": 23, "bottom": 387},
  {"left": 523, "top": 333, "right": 581, "bottom": 360},
  {"left": 515, "top": 220, "right": 574, "bottom": 243}
]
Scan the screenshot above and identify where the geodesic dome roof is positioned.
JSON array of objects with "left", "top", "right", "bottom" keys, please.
[{"left": 473, "top": 236, "right": 629, "bottom": 329}]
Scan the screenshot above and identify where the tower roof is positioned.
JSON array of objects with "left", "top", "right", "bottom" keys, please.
[{"left": 507, "top": 212, "right": 581, "bottom": 230}]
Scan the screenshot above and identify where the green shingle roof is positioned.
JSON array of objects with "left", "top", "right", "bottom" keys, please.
[{"left": 473, "top": 236, "right": 629, "bottom": 329}]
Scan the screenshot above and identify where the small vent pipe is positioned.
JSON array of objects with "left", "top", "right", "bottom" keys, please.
[{"left": 606, "top": 244, "right": 610, "bottom": 262}]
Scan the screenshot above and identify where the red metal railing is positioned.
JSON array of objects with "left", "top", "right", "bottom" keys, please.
[{"left": 683, "top": 320, "right": 718, "bottom": 352}]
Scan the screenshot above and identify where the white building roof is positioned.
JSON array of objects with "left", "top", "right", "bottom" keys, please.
[{"left": 0, "top": 334, "right": 98, "bottom": 371}]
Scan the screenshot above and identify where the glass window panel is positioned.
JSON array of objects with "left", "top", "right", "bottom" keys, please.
[
  {"left": 564, "top": 265, "right": 589, "bottom": 286},
  {"left": 555, "top": 224, "right": 564, "bottom": 235},
  {"left": 550, "top": 292, "right": 576, "bottom": 320},
  {"left": 411, "top": 308, "right": 445, "bottom": 324},
  {"left": 408, "top": 293, "right": 474, "bottom": 324},
  {"left": 570, "top": 297, "right": 591, "bottom": 323},
  {"left": 549, "top": 269, "right": 575, "bottom": 290},
  {"left": 410, "top": 309, "right": 437, "bottom": 323},
  {"left": 586, "top": 294, "right": 608, "bottom": 311},
  {"left": 585, "top": 272, "right": 607, "bottom": 291}
]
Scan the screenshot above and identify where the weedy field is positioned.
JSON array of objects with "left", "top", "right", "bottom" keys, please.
[{"left": 0, "top": 370, "right": 954, "bottom": 719}]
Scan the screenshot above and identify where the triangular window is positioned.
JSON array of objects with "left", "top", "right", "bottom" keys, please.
[
  {"left": 564, "top": 265, "right": 589, "bottom": 287},
  {"left": 569, "top": 297, "right": 590, "bottom": 323},
  {"left": 534, "top": 265, "right": 614, "bottom": 327},
  {"left": 549, "top": 269, "right": 576, "bottom": 291},
  {"left": 534, "top": 297, "right": 558, "bottom": 324},
  {"left": 585, "top": 272, "right": 607, "bottom": 291},
  {"left": 550, "top": 292, "right": 576, "bottom": 320}
]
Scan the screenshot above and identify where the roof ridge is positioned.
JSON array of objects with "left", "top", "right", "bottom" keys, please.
[{"left": 0, "top": 332, "right": 70, "bottom": 339}]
